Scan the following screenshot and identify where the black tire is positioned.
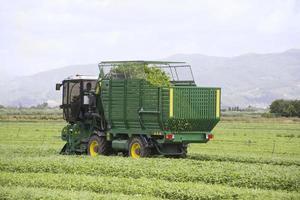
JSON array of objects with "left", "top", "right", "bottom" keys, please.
[
  {"left": 87, "top": 135, "right": 111, "bottom": 156},
  {"left": 128, "top": 137, "right": 151, "bottom": 158}
]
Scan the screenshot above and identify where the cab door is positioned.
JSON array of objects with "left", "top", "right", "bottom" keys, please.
[{"left": 62, "top": 80, "right": 81, "bottom": 122}]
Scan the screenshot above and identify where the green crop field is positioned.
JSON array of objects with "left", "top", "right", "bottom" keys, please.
[{"left": 0, "top": 115, "right": 300, "bottom": 199}]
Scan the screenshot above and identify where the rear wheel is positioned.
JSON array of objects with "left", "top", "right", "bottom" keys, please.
[
  {"left": 129, "top": 137, "right": 151, "bottom": 159},
  {"left": 87, "top": 135, "right": 111, "bottom": 156}
]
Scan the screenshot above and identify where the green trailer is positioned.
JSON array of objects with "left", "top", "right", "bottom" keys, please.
[{"left": 56, "top": 61, "right": 221, "bottom": 158}]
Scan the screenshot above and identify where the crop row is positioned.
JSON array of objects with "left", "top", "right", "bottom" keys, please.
[
  {"left": 188, "top": 153, "right": 300, "bottom": 166},
  {"left": 0, "top": 143, "right": 60, "bottom": 157},
  {"left": 2, "top": 143, "right": 299, "bottom": 167},
  {"left": 1, "top": 172, "right": 299, "bottom": 200},
  {"left": 0, "top": 185, "right": 160, "bottom": 200},
  {"left": 0, "top": 156, "right": 299, "bottom": 191}
]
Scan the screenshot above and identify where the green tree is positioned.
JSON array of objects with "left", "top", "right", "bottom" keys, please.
[
  {"left": 283, "top": 104, "right": 296, "bottom": 117},
  {"left": 292, "top": 100, "right": 300, "bottom": 117},
  {"left": 270, "top": 99, "right": 285, "bottom": 114},
  {"left": 270, "top": 99, "right": 300, "bottom": 117}
]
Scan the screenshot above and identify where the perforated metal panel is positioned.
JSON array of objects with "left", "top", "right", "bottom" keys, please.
[
  {"left": 173, "top": 87, "right": 219, "bottom": 119},
  {"left": 170, "top": 87, "right": 221, "bottom": 131}
]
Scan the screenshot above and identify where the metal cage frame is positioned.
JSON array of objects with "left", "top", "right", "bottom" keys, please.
[{"left": 98, "top": 60, "right": 195, "bottom": 83}]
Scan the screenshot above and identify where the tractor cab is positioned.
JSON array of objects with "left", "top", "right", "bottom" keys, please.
[{"left": 56, "top": 75, "right": 98, "bottom": 123}]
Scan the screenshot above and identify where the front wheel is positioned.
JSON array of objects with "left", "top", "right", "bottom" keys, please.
[
  {"left": 129, "top": 137, "right": 151, "bottom": 159},
  {"left": 87, "top": 135, "right": 111, "bottom": 156}
]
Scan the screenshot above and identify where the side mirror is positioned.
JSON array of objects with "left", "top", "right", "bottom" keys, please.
[{"left": 56, "top": 83, "right": 62, "bottom": 91}]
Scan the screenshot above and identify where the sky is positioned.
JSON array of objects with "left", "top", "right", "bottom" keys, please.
[{"left": 1, "top": 0, "right": 300, "bottom": 77}]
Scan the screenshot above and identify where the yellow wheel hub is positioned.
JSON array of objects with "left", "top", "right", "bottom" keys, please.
[
  {"left": 89, "top": 140, "right": 99, "bottom": 157},
  {"left": 130, "top": 143, "right": 141, "bottom": 159}
]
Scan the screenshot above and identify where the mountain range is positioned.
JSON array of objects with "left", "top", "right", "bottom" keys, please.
[{"left": 1, "top": 49, "right": 300, "bottom": 108}]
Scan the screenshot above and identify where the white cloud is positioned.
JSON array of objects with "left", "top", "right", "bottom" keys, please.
[
  {"left": 0, "top": 0, "right": 299, "bottom": 76},
  {"left": 257, "top": 0, "right": 300, "bottom": 34}
]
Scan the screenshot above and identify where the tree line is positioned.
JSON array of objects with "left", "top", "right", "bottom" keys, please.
[{"left": 270, "top": 99, "right": 300, "bottom": 117}]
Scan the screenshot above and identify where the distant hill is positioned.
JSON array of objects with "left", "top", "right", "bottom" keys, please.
[
  {"left": 0, "top": 64, "right": 99, "bottom": 107},
  {"left": 1, "top": 49, "right": 300, "bottom": 108},
  {"left": 165, "top": 49, "right": 300, "bottom": 107}
]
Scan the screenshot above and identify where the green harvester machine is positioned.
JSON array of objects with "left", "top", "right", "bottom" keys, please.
[{"left": 56, "top": 61, "right": 221, "bottom": 158}]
